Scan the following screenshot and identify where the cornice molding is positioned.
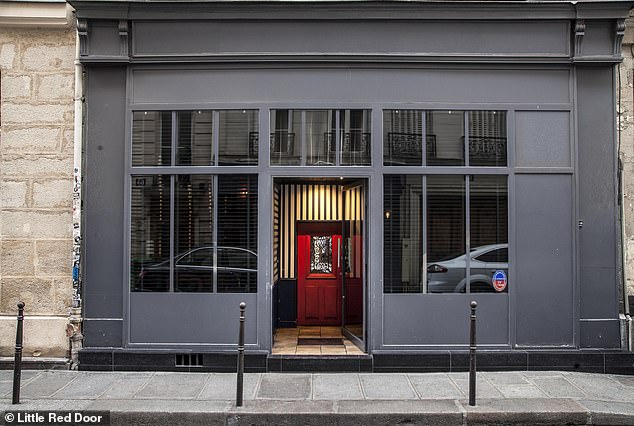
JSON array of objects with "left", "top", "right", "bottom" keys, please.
[
  {"left": 0, "top": 2, "right": 73, "bottom": 27},
  {"left": 67, "top": 1, "right": 634, "bottom": 21}
]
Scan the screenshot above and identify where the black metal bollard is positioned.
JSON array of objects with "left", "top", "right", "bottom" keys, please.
[
  {"left": 13, "top": 302, "right": 25, "bottom": 405},
  {"left": 236, "top": 302, "right": 246, "bottom": 407},
  {"left": 469, "top": 300, "right": 477, "bottom": 407}
]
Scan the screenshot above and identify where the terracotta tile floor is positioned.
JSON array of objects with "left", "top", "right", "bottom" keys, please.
[{"left": 272, "top": 326, "right": 364, "bottom": 355}]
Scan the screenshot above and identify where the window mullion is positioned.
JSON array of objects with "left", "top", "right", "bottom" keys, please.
[
  {"left": 213, "top": 110, "right": 219, "bottom": 166},
  {"left": 464, "top": 111, "right": 469, "bottom": 167},
  {"left": 465, "top": 174, "right": 471, "bottom": 294}
]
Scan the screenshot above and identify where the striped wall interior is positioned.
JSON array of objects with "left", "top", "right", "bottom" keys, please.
[
  {"left": 276, "top": 183, "right": 364, "bottom": 279},
  {"left": 273, "top": 185, "right": 280, "bottom": 282}
]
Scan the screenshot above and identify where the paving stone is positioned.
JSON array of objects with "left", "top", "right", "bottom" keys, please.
[
  {"left": 482, "top": 371, "right": 530, "bottom": 385},
  {"left": 567, "top": 373, "right": 634, "bottom": 402},
  {"left": 495, "top": 384, "right": 548, "bottom": 398},
  {"left": 19, "top": 371, "right": 77, "bottom": 398},
  {"left": 0, "top": 370, "right": 41, "bottom": 382},
  {"left": 530, "top": 376, "right": 587, "bottom": 398},
  {"left": 257, "top": 374, "right": 311, "bottom": 400},
  {"left": 52, "top": 372, "right": 118, "bottom": 399},
  {"left": 450, "top": 375, "right": 504, "bottom": 399},
  {"left": 135, "top": 373, "right": 208, "bottom": 400},
  {"left": 198, "top": 373, "right": 260, "bottom": 400},
  {"left": 359, "top": 374, "right": 417, "bottom": 400},
  {"left": 610, "top": 374, "right": 634, "bottom": 387},
  {"left": 408, "top": 373, "right": 465, "bottom": 399},
  {"left": 313, "top": 374, "right": 363, "bottom": 400},
  {"left": 97, "top": 373, "right": 153, "bottom": 400}
]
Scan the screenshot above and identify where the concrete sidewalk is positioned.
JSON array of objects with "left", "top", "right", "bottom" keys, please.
[{"left": 1, "top": 370, "right": 633, "bottom": 425}]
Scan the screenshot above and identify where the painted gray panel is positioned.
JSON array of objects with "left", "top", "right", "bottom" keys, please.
[
  {"left": 581, "top": 21, "right": 614, "bottom": 57},
  {"left": 132, "top": 68, "right": 570, "bottom": 105},
  {"left": 130, "top": 293, "right": 258, "bottom": 344},
  {"left": 515, "top": 111, "right": 571, "bottom": 167},
  {"left": 133, "top": 20, "right": 569, "bottom": 57},
  {"left": 515, "top": 175, "right": 573, "bottom": 346},
  {"left": 579, "top": 267, "right": 616, "bottom": 319},
  {"left": 577, "top": 67, "right": 618, "bottom": 325},
  {"left": 579, "top": 319, "right": 620, "bottom": 348},
  {"left": 383, "top": 294, "right": 508, "bottom": 346},
  {"left": 89, "top": 21, "right": 120, "bottom": 56},
  {"left": 84, "top": 66, "right": 126, "bottom": 319},
  {"left": 83, "top": 319, "right": 123, "bottom": 347}
]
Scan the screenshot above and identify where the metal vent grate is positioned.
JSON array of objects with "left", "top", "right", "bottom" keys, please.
[{"left": 175, "top": 354, "right": 203, "bottom": 367}]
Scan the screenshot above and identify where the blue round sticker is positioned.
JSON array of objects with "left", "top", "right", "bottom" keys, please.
[{"left": 492, "top": 270, "right": 507, "bottom": 292}]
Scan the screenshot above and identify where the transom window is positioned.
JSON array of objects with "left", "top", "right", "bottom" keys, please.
[
  {"left": 383, "top": 110, "right": 507, "bottom": 167},
  {"left": 132, "top": 109, "right": 259, "bottom": 166},
  {"left": 270, "top": 109, "right": 371, "bottom": 166}
]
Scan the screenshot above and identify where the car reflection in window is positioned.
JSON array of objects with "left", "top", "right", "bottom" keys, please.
[
  {"left": 426, "top": 244, "right": 508, "bottom": 293},
  {"left": 137, "top": 246, "right": 257, "bottom": 293}
]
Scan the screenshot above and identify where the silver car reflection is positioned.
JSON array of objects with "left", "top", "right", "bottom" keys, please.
[
  {"left": 137, "top": 246, "right": 257, "bottom": 292},
  {"left": 427, "top": 244, "right": 508, "bottom": 293}
]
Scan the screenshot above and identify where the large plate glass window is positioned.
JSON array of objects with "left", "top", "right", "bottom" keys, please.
[
  {"left": 383, "top": 175, "right": 507, "bottom": 294},
  {"left": 384, "top": 175, "right": 507, "bottom": 294},
  {"left": 131, "top": 174, "right": 257, "bottom": 293}
]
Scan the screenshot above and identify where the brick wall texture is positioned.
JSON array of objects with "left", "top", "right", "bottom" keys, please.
[{"left": 0, "top": 26, "right": 75, "bottom": 357}]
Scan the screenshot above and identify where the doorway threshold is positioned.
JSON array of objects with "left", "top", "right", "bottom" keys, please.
[
  {"left": 267, "top": 353, "right": 373, "bottom": 372},
  {"left": 273, "top": 326, "right": 364, "bottom": 356}
]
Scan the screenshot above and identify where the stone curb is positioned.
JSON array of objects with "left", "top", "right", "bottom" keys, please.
[{"left": 1, "top": 398, "right": 633, "bottom": 425}]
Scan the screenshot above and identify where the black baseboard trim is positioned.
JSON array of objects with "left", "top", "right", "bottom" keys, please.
[{"left": 77, "top": 349, "right": 634, "bottom": 374}]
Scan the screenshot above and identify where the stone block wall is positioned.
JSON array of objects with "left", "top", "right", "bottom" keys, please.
[
  {"left": 0, "top": 24, "right": 75, "bottom": 357},
  {"left": 622, "top": 15, "right": 634, "bottom": 304}
]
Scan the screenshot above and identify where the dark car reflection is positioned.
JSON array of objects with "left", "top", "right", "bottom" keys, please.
[
  {"left": 136, "top": 246, "right": 257, "bottom": 292},
  {"left": 427, "top": 244, "right": 508, "bottom": 293}
]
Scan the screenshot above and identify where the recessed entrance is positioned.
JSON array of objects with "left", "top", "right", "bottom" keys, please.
[{"left": 272, "top": 178, "right": 366, "bottom": 354}]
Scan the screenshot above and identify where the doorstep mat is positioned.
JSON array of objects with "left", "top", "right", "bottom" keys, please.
[{"left": 297, "top": 338, "right": 344, "bottom": 346}]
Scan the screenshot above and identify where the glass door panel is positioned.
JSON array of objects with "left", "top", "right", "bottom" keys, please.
[{"left": 342, "top": 182, "right": 365, "bottom": 349}]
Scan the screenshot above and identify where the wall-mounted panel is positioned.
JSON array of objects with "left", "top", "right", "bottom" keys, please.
[
  {"left": 383, "top": 294, "right": 508, "bottom": 346},
  {"left": 132, "top": 20, "right": 570, "bottom": 58},
  {"left": 515, "top": 174, "right": 574, "bottom": 347},
  {"left": 515, "top": 111, "right": 571, "bottom": 167},
  {"left": 84, "top": 66, "right": 126, "bottom": 319},
  {"left": 130, "top": 293, "right": 257, "bottom": 344},
  {"left": 132, "top": 68, "right": 571, "bottom": 105},
  {"left": 576, "top": 66, "right": 618, "bottom": 344}
]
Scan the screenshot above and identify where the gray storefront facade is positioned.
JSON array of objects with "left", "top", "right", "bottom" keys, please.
[{"left": 72, "top": 0, "right": 634, "bottom": 372}]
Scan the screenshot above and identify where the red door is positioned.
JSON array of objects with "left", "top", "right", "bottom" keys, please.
[{"left": 297, "top": 222, "right": 341, "bottom": 325}]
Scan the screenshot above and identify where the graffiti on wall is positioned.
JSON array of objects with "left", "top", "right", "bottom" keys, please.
[{"left": 72, "top": 167, "right": 81, "bottom": 308}]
